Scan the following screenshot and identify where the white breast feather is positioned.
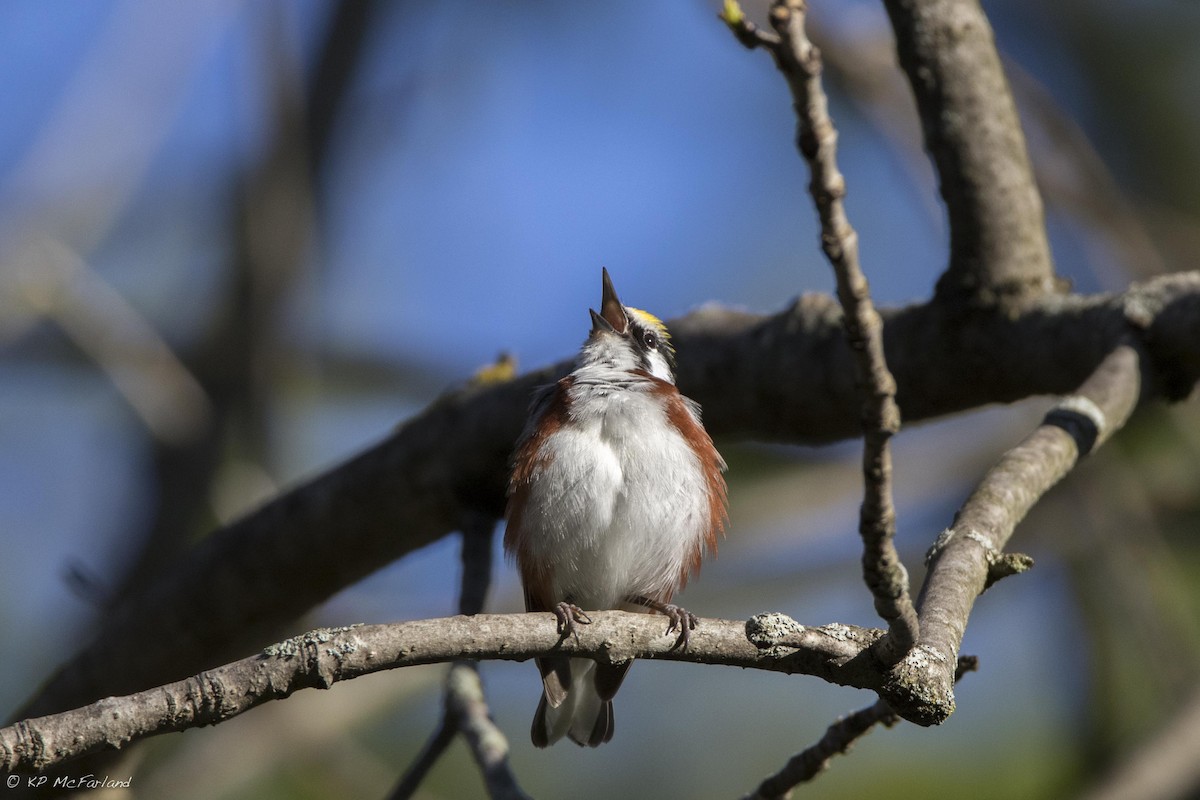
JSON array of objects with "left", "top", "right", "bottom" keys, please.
[{"left": 521, "top": 364, "right": 710, "bottom": 610}]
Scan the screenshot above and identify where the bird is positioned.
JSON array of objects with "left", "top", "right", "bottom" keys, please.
[{"left": 503, "top": 268, "right": 727, "bottom": 748}]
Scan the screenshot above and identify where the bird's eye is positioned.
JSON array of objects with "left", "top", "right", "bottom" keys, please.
[{"left": 642, "top": 330, "right": 658, "bottom": 350}]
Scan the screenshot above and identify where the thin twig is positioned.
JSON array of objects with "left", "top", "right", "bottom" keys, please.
[
  {"left": 744, "top": 657, "right": 980, "bottom": 799},
  {"left": 388, "top": 720, "right": 456, "bottom": 800},
  {"left": 745, "top": 699, "right": 897, "bottom": 800},
  {"left": 389, "top": 522, "right": 486, "bottom": 799},
  {"left": 449, "top": 518, "right": 530, "bottom": 798},
  {"left": 723, "top": 0, "right": 918, "bottom": 663}
]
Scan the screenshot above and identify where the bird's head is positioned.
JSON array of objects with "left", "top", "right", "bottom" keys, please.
[{"left": 586, "top": 267, "right": 676, "bottom": 383}]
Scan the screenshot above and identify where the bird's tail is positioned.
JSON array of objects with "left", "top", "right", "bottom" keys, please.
[{"left": 532, "top": 658, "right": 614, "bottom": 747}]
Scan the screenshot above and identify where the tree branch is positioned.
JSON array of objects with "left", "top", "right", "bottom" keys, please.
[
  {"left": 390, "top": 661, "right": 529, "bottom": 800},
  {"left": 1080, "top": 686, "right": 1200, "bottom": 800},
  {"left": 747, "top": 700, "right": 898, "bottom": 800},
  {"left": 391, "top": 514, "right": 530, "bottom": 800},
  {"left": 744, "top": 656, "right": 979, "bottom": 799},
  {"left": 725, "top": 0, "right": 917, "bottom": 663},
  {"left": 881, "top": 0, "right": 1057, "bottom": 302},
  {"left": 0, "top": 612, "right": 885, "bottom": 774},
  {"left": 436, "top": 663, "right": 531, "bottom": 800},
  {"left": 388, "top": 717, "right": 455, "bottom": 800},
  {"left": 881, "top": 340, "right": 1147, "bottom": 724},
  {"left": 11, "top": 273, "right": 1200, "bottom": 730}
]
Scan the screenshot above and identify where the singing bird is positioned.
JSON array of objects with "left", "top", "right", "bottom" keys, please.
[{"left": 504, "top": 268, "right": 727, "bottom": 747}]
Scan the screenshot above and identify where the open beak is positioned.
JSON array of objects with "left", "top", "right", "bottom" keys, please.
[{"left": 590, "top": 267, "right": 628, "bottom": 335}]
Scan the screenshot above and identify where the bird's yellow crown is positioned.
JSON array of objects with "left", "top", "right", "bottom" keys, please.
[{"left": 627, "top": 307, "right": 674, "bottom": 353}]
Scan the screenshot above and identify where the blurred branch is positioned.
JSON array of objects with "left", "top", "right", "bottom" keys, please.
[
  {"left": 1002, "top": 59, "right": 1168, "bottom": 283},
  {"left": 306, "top": 0, "right": 382, "bottom": 184},
  {"left": 391, "top": 515, "right": 530, "bottom": 800},
  {"left": 5, "top": 10, "right": 384, "bottom": 792},
  {"left": 109, "top": 0, "right": 380, "bottom": 603},
  {"left": 886, "top": 341, "right": 1145, "bottom": 724},
  {"left": 0, "top": 2, "right": 239, "bottom": 254},
  {"left": 11, "top": 271, "right": 1200, "bottom": 730},
  {"left": 103, "top": 5, "right": 323, "bottom": 613},
  {"left": 387, "top": 710, "right": 456, "bottom": 800},
  {"left": 1062, "top": 451, "right": 1200, "bottom": 772},
  {"left": 390, "top": 663, "right": 530, "bottom": 800},
  {"left": 809, "top": 12, "right": 1169, "bottom": 287},
  {"left": 724, "top": 0, "right": 917, "bottom": 664},
  {"left": 0, "top": 611, "right": 887, "bottom": 774},
  {"left": 443, "top": 662, "right": 531, "bottom": 800},
  {"left": 5, "top": 239, "right": 212, "bottom": 446},
  {"left": 1080, "top": 687, "right": 1200, "bottom": 800},
  {"left": 881, "top": 0, "right": 1056, "bottom": 303},
  {"left": 743, "top": 656, "right": 979, "bottom": 800}
]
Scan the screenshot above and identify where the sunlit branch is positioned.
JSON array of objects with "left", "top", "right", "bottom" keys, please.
[
  {"left": 884, "top": 342, "right": 1146, "bottom": 724},
  {"left": 1, "top": 612, "right": 885, "bottom": 774},
  {"left": 881, "top": 0, "right": 1056, "bottom": 301}
]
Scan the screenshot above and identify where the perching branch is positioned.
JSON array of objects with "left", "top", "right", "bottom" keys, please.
[
  {"left": 0, "top": 612, "right": 884, "bottom": 774},
  {"left": 12, "top": 272, "right": 1200, "bottom": 731},
  {"left": 883, "top": 341, "right": 1147, "bottom": 725},
  {"left": 724, "top": 0, "right": 917, "bottom": 663}
]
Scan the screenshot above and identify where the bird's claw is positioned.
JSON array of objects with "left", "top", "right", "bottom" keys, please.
[
  {"left": 554, "top": 601, "right": 591, "bottom": 638},
  {"left": 661, "top": 603, "right": 699, "bottom": 650}
]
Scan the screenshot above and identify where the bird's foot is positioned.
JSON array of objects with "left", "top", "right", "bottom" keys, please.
[
  {"left": 554, "top": 601, "right": 592, "bottom": 638},
  {"left": 660, "top": 603, "right": 699, "bottom": 649},
  {"left": 628, "top": 595, "right": 699, "bottom": 650}
]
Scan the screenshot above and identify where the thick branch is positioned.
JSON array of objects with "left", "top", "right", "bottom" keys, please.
[
  {"left": 12, "top": 275, "right": 1200, "bottom": 730},
  {"left": 881, "top": 341, "right": 1147, "bottom": 724},
  {"left": 732, "top": 0, "right": 917, "bottom": 662},
  {"left": 882, "top": 0, "right": 1056, "bottom": 301},
  {"left": 1, "top": 612, "right": 883, "bottom": 773}
]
